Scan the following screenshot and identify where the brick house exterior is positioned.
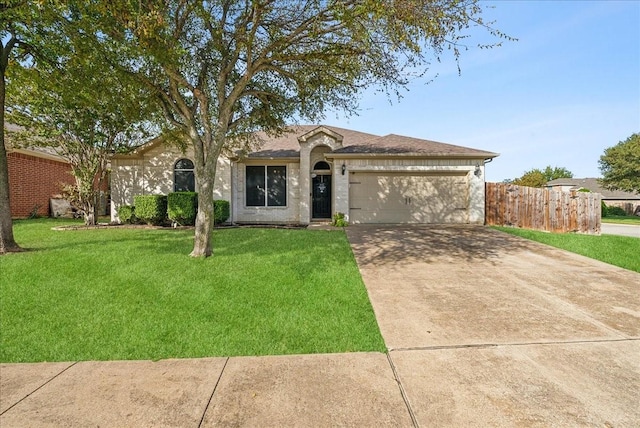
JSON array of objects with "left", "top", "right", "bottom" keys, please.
[{"left": 7, "top": 148, "right": 75, "bottom": 218}]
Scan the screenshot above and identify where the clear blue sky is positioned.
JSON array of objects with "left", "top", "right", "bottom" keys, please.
[{"left": 328, "top": 0, "right": 640, "bottom": 182}]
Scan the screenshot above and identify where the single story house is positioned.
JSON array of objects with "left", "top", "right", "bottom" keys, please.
[
  {"left": 546, "top": 178, "right": 640, "bottom": 215},
  {"left": 6, "top": 143, "right": 75, "bottom": 218},
  {"left": 110, "top": 125, "right": 498, "bottom": 225}
]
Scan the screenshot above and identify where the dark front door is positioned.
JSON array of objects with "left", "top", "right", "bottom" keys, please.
[{"left": 312, "top": 175, "right": 331, "bottom": 219}]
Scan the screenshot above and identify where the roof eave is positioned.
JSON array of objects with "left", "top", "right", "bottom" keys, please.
[
  {"left": 325, "top": 152, "right": 499, "bottom": 160},
  {"left": 236, "top": 156, "right": 301, "bottom": 162},
  {"left": 7, "top": 147, "right": 69, "bottom": 163}
]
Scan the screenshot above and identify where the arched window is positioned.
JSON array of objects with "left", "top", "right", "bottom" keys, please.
[
  {"left": 314, "top": 161, "right": 331, "bottom": 171},
  {"left": 174, "top": 159, "right": 195, "bottom": 192}
]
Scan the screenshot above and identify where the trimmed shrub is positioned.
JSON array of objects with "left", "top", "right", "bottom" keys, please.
[
  {"left": 134, "top": 195, "right": 167, "bottom": 226},
  {"left": 167, "top": 192, "right": 198, "bottom": 226},
  {"left": 117, "top": 205, "right": 136, "bottom": 224},
  {"left": 214, "top": 200, "right": 230, "bottom": 225},
  {"left": 607, "top": 206, "right": 627, "bottom": 216},
  {"left": 332, "top": 212, "right": 348, "bottom": 227},
  {"left": 601, "top": 201, "right": 609, "bottom": 217}
]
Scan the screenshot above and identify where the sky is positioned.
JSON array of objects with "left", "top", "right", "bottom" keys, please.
[{"left": 326, "top": 0, "right": 640, "bottom": 182}]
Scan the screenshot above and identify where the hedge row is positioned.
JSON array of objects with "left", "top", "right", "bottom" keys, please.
[
  {"left": 135, "top": 195, "right": 167, "bottom": 225},
  {"left": 167, "top": 192, "right": 198, "bottom": 226},
  {"left": 602, "top": 201, "right": 627, "bottom": 217},
  {"left": 117, "top": 193, "right": 230, "bottom": 226}
]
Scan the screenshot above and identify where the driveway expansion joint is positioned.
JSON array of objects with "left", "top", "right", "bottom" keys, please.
[
  {"left": 197, "top": 357, "right": 229, "bottom": 428},
  {"left": 388, "top": 337, "right": 640, "bottom": 352},
  {"left": 385, "top": 352, "right": 419, "bottom": 428},
  {"left": 0, "top": 361, "right": 78, "bottom": 417}
]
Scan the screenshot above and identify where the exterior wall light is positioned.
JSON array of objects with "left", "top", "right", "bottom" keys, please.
[
  {"left": 341, "top": 163, "right": 346, "bottom": 175},
  {"left": 474, "top": 163, "right": 482, "bottom": 177}
]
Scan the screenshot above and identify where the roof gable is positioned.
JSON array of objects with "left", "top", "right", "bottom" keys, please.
[{"left": 297, "top": 126, "right": 344, "bottom": 144}]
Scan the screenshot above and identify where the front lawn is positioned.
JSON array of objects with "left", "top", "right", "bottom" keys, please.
[
  {"left": 493, "top": 226, "right": 640, "bottom": 273},
  {"left": 0, "top": 219, "right": 385, "bottom": 363},
  {"left": 602, "top": 215, "right": 640, "bottom": 225}
]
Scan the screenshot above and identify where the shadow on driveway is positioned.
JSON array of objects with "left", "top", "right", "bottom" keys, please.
[{"left": 346, "top": 224, "right": 534, "bottom": 266}]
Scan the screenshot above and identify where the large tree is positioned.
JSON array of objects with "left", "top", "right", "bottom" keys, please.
[
  {"left": 7, "top": 37, "right": 158, "bottom": 226},
  {"left": 71, "top": 0, "right": 510, "bottom": 257},
  {"left": 599, "top": 133, "right": 640, "bottom": 193},
  {"left": 0, "top": 33, "right": 20, "bottom": 253},
  {"left": 1, "top": 1, "right": 59, "bottom": 253},
  {"left": 512, "top": 165, "right": 573, "bottom": 188}
]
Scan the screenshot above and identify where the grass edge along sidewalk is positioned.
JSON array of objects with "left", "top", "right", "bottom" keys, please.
[
  {"left": 601, "top": 215, "right": 640, "bottom": 225},
  {"left": 0, "top": 219, "right": 385, "bottom": 363},
  {"left": 493, "top": 226, "right": 639, "bottom": 273}
]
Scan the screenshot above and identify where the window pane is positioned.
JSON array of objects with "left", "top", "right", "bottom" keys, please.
[
  {"left": 267, "top": 166, "right": 286, "bottom": 206},
  {"left": 246, "top": 166, "right": 266, "bottom": 206},
  {"left": 314, "top": 161, "right": 331, "bottom": 170},
  {"left": 175, "top": 159, "right": 194, "bottom": 170},
  {"left": 174, "top": 170, "right": 195, "bottom": 192}
]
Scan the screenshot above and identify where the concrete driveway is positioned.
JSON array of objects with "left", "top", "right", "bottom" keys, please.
[{"left": 346, "top": 225, "right": 640, "bottom": 426}]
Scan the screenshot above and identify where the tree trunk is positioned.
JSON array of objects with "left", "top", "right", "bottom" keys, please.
[
  {"left": 0, "top": 63, "right": 22, "bottom": 254},
  {"left": 84, "top": 201, "right": 96, "bottom": 226},
  {"left": 190, "top": 132, "right": 221, "bottom": 258},
  {"left": 190, "top": 174, "right": 215, "bottom": 257}
]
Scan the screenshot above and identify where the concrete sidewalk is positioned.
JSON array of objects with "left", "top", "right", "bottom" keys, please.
[{"left": 1, "top": 353, "right": 413, "bottom": 427}]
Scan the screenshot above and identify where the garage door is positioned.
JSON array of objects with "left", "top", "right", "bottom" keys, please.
[{"left": 349, "top": 172, "right": 469, "bottom": 224}]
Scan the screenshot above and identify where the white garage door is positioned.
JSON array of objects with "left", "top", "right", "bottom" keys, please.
[{"left": 349, "top": 172, "right": 469, "bottom": 224}]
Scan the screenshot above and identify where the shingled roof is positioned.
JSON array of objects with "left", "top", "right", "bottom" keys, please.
[
  {"left": 248, "top": 125, "right": 498, "bottom": 158},
  {"left": 546, "top": 178, "right": 640, "bottom": 199},
  {"left": 4, "top": 123, "right": 68, "bottom": 162}
]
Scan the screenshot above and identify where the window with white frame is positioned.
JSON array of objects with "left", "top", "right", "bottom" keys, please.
[{"left": 246, "top": 165, "right": 286, "bottom": 207}]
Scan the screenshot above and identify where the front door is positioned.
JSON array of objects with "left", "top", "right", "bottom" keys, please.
[{"left": 312, "top": 175, "right": 331, "bottom": 219}]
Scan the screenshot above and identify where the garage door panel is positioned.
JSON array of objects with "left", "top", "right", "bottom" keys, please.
[{"left": 349, "top": 173, "right": 469, "bottom": 224}]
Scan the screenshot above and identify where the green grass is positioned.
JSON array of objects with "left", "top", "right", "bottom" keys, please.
[
  {"left": 602, "top": 215, "right": 640, "bottom": 225},
  {"left": 493, "top": 226, "right": 640, "bottom": 273},
  {"left": 0, "top": 219, "right": 385, "bottom": 363}
]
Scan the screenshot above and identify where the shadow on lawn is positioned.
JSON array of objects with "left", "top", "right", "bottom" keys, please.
[
  {"left": 30, "top": 228, "right": 195, "bottom": 255},
  {"left": 345, "top": 225, "right": 542, "bottom": 267},
  {"left": 211, "top": 228, "right": 347, "bottom": 260},
  {"left": 38, "top": 227, "right": 343, "bottom": 260}
]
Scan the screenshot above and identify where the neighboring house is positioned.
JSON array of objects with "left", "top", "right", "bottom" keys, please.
[
  {"left": 546, "top": 177, "right": 640, "bottom": 215},
  {"left": 6, "top": 144, "right": 75, "bottom": 218},
  {"left": 110, "top": 125, "right": 498, "bottom": 225}
]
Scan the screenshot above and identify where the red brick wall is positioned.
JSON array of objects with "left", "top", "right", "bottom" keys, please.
[{"left": 7, "top": 152, "right": 75, "bottom": 218}]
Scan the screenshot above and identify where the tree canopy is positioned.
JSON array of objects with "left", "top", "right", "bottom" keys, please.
[
  {"left": 1, "top": 0, "right": 65, "bottom": 253},
  {"left": 599, "top": 133, "right": 640, "bottom": 193},
  {"left": 6, "top": 25, "right": 158, "bottom": 225},
  {"left": 4, "top": 0, "right": 512, "bottom": 256},
  {"left": 512, "top": 166, "right": 573, "bottom": 188},
  {"left": 75, "top": 0, "right": 511, "bottom": 257}
]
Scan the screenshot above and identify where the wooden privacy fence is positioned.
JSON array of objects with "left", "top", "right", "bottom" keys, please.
[{"left": 485, "top": 183, "right": 601, "bottom": 234}]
